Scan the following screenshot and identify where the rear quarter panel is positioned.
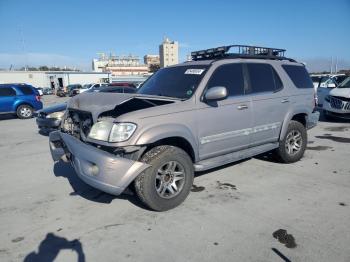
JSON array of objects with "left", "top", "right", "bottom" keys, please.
[{"left": 277, "top": 62, "right": 315, "bottom": 140}]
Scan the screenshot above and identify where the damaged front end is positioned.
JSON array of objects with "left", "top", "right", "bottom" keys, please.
[
  {"left": 48, "top": 93, "right": 179, "bottom": 195},
  {"left": 49, "top": 130, "right": 150, "bottom": 195}
]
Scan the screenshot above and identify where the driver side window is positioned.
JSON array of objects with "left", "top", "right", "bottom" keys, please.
[{"left": 206, "top": 63, "right": 244, "bottom": 97}]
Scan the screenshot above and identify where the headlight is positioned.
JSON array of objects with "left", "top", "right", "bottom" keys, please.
[
  {"left": 47, "top": 111, "right": 65, "bottom": 119},
  {"left": 109, "top": 123, "right": 137, "bottom": 142},
  {"left": 88, "top": 121, "right": 114, "bottom": 141},
  {"left": 88, "top": 122, "right": 136, "bottom": 142},
  {"left": 325, "top": 95, "right": 330, "bottom": 102}
]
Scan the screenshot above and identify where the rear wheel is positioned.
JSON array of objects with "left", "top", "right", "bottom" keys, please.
[
  {"left": 275, "top": 120, "right": 307, "bottom": 163},
  {"left": 134, "top": 145, "right": 194, "bottom": 211},
  {"left": 16, "top": 105, "right": 33, "bottom": 119}
]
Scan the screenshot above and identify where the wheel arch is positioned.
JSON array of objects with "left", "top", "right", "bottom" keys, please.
[
  {"left": 279, "top": 111, "right": 308, "bottom": 141},
  {"left": 135, "top": 124, "right": 198, "bottom": 162}
]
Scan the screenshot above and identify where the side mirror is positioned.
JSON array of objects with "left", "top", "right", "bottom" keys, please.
[{"left": 204, "top": 86, "right": 228, "bottom": 101}]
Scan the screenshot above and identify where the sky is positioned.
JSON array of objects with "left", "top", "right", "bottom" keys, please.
[{"left": 0, "top": 0, "right": 349, "bottom": 72}]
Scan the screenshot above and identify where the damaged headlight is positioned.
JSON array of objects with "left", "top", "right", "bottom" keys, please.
[
  {"left": 109, "top": 123, "right": 137, "bottom": 142},
  {"left": 88, "top": 121, "right": 136, "bottom": 142},
  {"left": 47, "top": 111, "right": 65, "bottom": 119}
]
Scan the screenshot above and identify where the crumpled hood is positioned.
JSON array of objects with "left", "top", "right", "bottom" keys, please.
[
  {"left": 330, "top": 87, "right": 350, "bottom": 98},
  {"left": 67, "top": 92, "right": 177, "bottom": 121}
]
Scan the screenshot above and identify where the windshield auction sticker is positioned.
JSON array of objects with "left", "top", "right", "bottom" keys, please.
[{"left": 184, "top": 69, "right": 205, "bottom": 75}]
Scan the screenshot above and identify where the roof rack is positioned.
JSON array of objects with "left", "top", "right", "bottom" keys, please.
[{"left": 191, "top": 45, "right": 294, "bottom": 62}]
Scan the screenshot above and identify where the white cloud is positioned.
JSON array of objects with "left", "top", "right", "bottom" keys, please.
[{"left": 0, "top": 53, "right": 91, "bottom": 71}]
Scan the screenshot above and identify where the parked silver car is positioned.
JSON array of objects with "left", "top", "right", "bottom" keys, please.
[{"left": 49, "top": 45, "right": 319, "bottom": 211}]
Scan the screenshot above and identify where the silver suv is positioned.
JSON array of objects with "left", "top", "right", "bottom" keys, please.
[{"left": 49, "top": 45, "right": 319, "bottom": 211}]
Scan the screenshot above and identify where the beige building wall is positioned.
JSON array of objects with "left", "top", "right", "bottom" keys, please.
[{"left": 159, "top": 38, "right": 179, "bottom": 68}]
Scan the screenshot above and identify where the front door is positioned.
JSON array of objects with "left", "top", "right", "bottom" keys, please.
[{"left": 196, "top": 63, "right": 253, "bottom": 160}]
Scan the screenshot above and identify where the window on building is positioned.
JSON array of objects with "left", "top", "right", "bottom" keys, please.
[
  {"left": 246, "top": 63, "right": 281, "bottom": 93},
  {"left": 206, "top": 63, "right": 245, "bottom": 97},
  {"left": 282, "top": 65, "right": 313, "bottom": 88},
  {"left": 0, "top": 87, "right": 16, "bottom": 96}
]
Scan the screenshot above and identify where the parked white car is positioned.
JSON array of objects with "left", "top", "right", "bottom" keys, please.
[
  {"left": 323, "top": 77, "right": 350, "bottom": 120},
  {"left": 79, "top": 83, "right": 108, "bottom": 93},
  {"left": 311, "top": 74, "right": 347, "bottom": 106}
]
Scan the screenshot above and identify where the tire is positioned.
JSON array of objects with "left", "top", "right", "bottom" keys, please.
[
  {"left": 134, "top": 145, "right": 194, "bottom": 211},
  {"left": 275, "top": 120, "right": 307, "bottom": 163},
  {"left": 16, "top": 104, "right": 34, "bottom": 119}
]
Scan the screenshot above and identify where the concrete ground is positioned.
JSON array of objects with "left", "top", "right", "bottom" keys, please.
[{"left": 0, "top": 95, "right": 349, "bottom": 262}]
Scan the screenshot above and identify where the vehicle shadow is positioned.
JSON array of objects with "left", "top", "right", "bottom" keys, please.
[
  {"left": 38, "top": 129, "right": 50, "bottom": 137},
  {"left": 53, "top": 161, "right": 149, "bottom": 209},
  {"left": 0, "top": 113, "right": 16, "bottom": 120},
  {"left": 23, "top": 233, "right": 85, "bottom": 262}
]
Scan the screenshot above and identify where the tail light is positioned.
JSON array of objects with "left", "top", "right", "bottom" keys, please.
[{"left": 35, "top": 95, "right": 41, "bottom": 101}]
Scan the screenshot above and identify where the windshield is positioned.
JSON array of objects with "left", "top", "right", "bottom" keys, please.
[
  {"left": 338, "top": 77, "right": 350, "bottom": 88},
  {"left": 137, "top": 65, "right": 209, "bottom": 99},
  {"left": 83, "top": 84, "right": 92, "bottom": 89},
  {"left": 334, "top": 75, "right": 347, "bottom": 85}
]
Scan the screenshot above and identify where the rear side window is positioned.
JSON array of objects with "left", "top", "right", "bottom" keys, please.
[
  {"left": 0, "top": 87, "right": 16, "bottom": 96},
  {"left": 17, "top": 85, "right": 34, "bottom": 95},
  {"left": 247, "top": 63, "right": 282, "bottom": 93},
  {"left": 207, "top": 63, "right": 245, "bottom": 96},
  {"left": 282, "top": 65, "right": 313, "bottom": 89}
]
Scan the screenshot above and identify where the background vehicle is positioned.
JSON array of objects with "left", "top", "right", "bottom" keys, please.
[
  {"left": 35, "top": 87, "right": 44, "bottom": 96},
  {"left": 56, "top": 84, "right": 82, "bottom": 97},
  {"left": 49, "top": 45, "right": 319, "bottom": 211},
  {"left": 0, "top": 84, "right": 43, "bottom": 119},
  {"left": 36, "top": 85, "right": 136, "bottom": 132},
  {"left": 323, "top": 76, "right": 350, "bottom": 120},
  {"left": 36, "top": 103, "right": 66, "bottom": 132},
  {"left": 312, "top": 74, "right": 348, "bottom": 106},
  {"left": 79, "top": 83, "right": 108, "bottom": 94},
  {"left": 43, "top": 87, "right": 53, "bottom": 95}
]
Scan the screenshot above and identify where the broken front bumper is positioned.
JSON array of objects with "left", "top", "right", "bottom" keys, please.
[{"left": 49, "top": 131, "right": 150, "bottom": 195}]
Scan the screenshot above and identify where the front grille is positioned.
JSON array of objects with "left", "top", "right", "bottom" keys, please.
[
  {"left": 61, "top": 109, "right": 93, "bottom": 140},
  {"left": 329, "top": 96, "right": 350, "bottom": 110}
]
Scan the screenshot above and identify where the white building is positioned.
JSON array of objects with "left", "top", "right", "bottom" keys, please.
[
  {"left": 0, "top": 71, "right": 110, "bottom": 89},
  {"left": 159, "top": 37, "right": 179, "bottom": 68},
  {"left": 92, "top": 53, "right": 149, "bottom": 76}
]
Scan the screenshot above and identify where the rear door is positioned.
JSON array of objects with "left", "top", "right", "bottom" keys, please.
[
  {"left": 246, "top": 63, "right": 289, "bottom": 146},
  {"left": 0, "top": 87, "right": 17, "bottom": 112},
  {"left": 197, "top": 63, "right": 253, "bottom": 159}
]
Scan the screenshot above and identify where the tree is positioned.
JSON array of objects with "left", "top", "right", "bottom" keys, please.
[{"left": 149, "top": 64, "right": 160, "bottom": 73}]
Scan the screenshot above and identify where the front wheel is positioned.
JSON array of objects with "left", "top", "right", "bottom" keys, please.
[
  {"left": 134, "top": 145, "right": 194, "bottom": 211},
  {"left": 275, "top": 120, "right": 307, "bottom": 163},
  {"left": 16, "top": 105, "right": 33, "bottom": 119}
]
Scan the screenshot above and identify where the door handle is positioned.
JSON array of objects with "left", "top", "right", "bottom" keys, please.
[
  {"left": 237, "top": 104, "right": 248, "bottom": 110},
  {"left": 281, "top": 99, "right": 289, "bottom": 103}
]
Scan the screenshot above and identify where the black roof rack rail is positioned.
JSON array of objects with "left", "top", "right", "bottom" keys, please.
[{"left": 191, "top": 45, "right": 295, "bottom": 62}]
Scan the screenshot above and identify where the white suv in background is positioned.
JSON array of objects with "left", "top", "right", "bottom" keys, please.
[
  {"left": 311, "top": 74, "right": 347, "bottom": 106},
  {"left": 79, "top": 83, "right": 108, "bottom": 93},
  {"left": 323, "top": 76, "right": 350, "bottom": 120}
]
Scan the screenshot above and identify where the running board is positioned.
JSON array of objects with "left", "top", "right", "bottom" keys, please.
[{"left": 194, "top": 142, "right": 279, "bottom": 172}]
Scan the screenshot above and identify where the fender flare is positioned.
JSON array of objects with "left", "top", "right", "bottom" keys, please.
[
  {"left": 135, "top": 124, "right": 198, "bottom": 161},
  {"left": 279, "top": 109, "right": 309, "bottom": 141}
]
